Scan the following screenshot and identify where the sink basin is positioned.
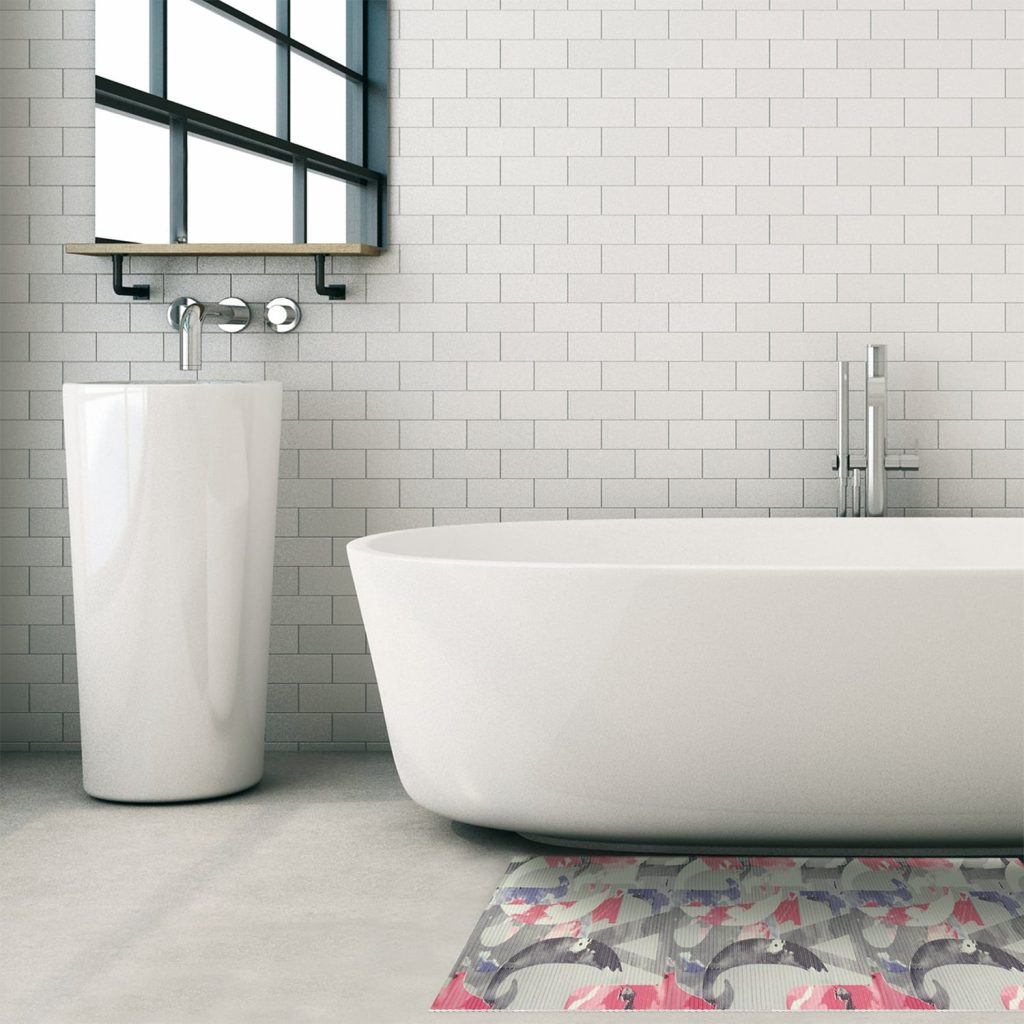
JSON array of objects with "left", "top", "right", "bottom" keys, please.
[{"left": 63, "top": 381, "right": 282, "bottom": 802}]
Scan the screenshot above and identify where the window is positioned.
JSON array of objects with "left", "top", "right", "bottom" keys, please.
[{"left": 94, "top": 0, "right": 387, "bottom": 246}]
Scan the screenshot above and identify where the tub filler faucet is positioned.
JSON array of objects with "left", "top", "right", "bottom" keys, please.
[{"left": 834, "top": 343, "right": 919, "bottom": 517}]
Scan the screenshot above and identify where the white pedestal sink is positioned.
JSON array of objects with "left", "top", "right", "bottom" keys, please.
[{"left": 63, "top": 381, "right": 282, "bottom": 802}]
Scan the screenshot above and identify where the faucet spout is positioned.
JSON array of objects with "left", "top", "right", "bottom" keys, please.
[
  {"left": 179, "top": 300, "right": 205, "bottom": 371},
  {"left": 864, "top": 343, "right": 887, "bottom": 517}
]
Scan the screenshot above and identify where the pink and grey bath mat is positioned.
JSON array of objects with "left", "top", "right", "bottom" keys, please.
[{"left": 432, "top": 856, "right": 1024, "bottom": 1012}]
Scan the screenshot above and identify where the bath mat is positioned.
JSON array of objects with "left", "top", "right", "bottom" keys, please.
[{"left": 432, "top": 856, "right": 1024, "bottom": 1012}]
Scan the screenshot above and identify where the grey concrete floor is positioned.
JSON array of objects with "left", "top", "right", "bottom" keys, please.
[{"left": 1, "top": 753, "right": 995, "bottom": 1024}]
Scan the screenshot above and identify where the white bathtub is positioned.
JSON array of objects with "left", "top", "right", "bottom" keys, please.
[{"left": 349, "top": 518, "right": 1024, "bottom": 851}]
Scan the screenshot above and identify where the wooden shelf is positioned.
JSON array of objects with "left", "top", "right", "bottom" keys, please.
[
  {"left": 65, "top": 242, "right": 384, "bottom": 256},
  {"left": 66, "top": 243, "right": 379, "bottom": 300}
]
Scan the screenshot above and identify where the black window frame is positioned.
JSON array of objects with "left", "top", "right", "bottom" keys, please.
[{"left": 95, "top": 0, "right": 388, "bottom": 247}]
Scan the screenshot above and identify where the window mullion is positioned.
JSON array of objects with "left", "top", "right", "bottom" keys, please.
[
  {"left": 278, "top": 0, "right": 303, "bottom": 240},
  {"left": 293, "top": 158, "right": 306, "bottom": 244},
  {"left": 346, "top": 0, "right": 365, "bottom": 244},
  {"left": 149, "top": 0, "right": 166, "bottom": 97},
  {"left": 359, "top": 2, "right": 367, "bottom": 168},
  {"left": 363, "top": 0, "right": 388, "bottom": 247},
  {"left": 169, "top": 116, "right": 187, "bottom": 243},
  {"left": 276, "top": 0, "right": 289, "bottom": 140}
]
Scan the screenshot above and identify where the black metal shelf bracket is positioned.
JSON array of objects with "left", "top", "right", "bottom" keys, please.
[
  {"left": 314, "top": 254, "right": 346, "bottom": 300},
  {"left": 110, "top": 254, "right": 150, "bottom": 300}
]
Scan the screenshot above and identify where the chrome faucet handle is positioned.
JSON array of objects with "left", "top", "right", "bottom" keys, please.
[
  {"left": 265, "top": 297, "right": 301, "bottom": 333},
  {"left": 887, "top": 451, "right": 920, "bottom": 471}
]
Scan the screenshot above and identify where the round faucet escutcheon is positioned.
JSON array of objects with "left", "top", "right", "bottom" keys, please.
[{"left": 167, "top": 296, "right": 200, "bottom": 331}]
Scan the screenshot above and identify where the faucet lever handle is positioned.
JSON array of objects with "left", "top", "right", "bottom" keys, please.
[
  {"left": 886, "top": 451, "right": 920, "bottom": 471},
  {"left": 265, "top": 297, "right": 301, "bottom": 333}
]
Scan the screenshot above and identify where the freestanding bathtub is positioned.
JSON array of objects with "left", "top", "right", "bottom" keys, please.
[{"left": 349, "top": 518, "right": 1024, "bottom": 851}]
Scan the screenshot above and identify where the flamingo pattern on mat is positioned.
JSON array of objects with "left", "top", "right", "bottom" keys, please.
[{"left": 432, "top": 856, "right": 1024, "bottom": 1012}]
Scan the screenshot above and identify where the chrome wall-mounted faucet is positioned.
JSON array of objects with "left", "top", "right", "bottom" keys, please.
[
  {"left": 168, "top": 297, "right": 251, "bottom": 371},
  {"left": 834, "top": 343, "right": 919, "bottom": 517}
]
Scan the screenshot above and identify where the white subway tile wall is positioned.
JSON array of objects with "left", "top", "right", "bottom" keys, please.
[{"left": 1, "top": 0, "right": 1021, "bottom": 750}]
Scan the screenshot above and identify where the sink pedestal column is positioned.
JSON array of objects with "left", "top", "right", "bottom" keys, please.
[{"left": 63, "top": 382, "right": 282, "bottom": 802}]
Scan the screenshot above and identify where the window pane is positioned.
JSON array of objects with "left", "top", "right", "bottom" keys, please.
[
  {"left": 187, "top": 136, "right": 292, "bottom": 243},
  {"left": 167, "top": 0, "right": 276, "bottom": 136},
  {"left": 95, "top": 109, "right": 169, "bottom": 243},
  {"left": 290, "top": 0, "right": 356, "bottom": 72},
  {"left": 306, "top": 171, "right": 352, "bottom": 243},
  {"left": 229, "top": 0, "right": 277, "bottom": 27},
  {"left": 290, "top": 53, "right": 358, "bottom": 163},
  {"left": 95, "top": 0, "right": 149, "bottom": 92}
]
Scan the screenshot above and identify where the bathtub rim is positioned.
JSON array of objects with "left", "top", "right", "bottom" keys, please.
[{"left": 348, "top": 516, "right": 1024, "bottom": 572}]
